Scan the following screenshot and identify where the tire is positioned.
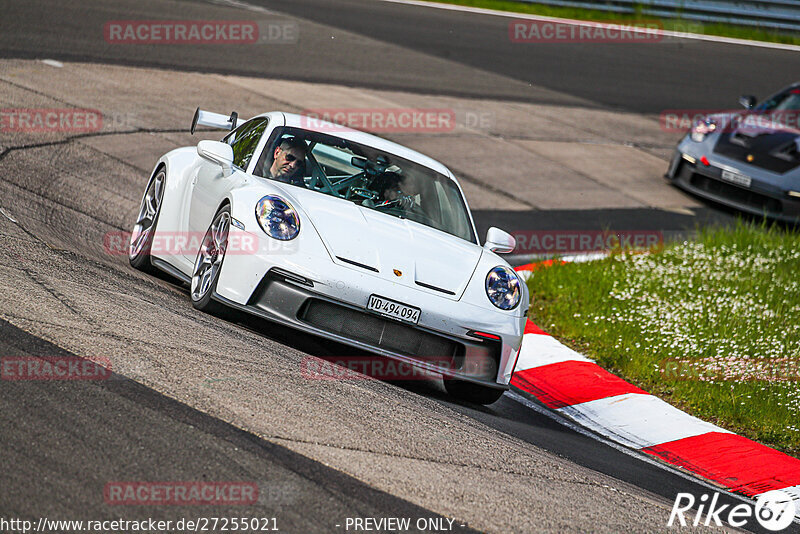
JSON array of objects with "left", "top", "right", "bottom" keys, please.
[
  {"left": 190, "top": 205, "right": 231, "bottom": 316},
  {"left": 129, "top": 168, "right": 166, "bottom": 273},
  {"left": 444, "top": 378, "right": 505, "bottom": 405}
]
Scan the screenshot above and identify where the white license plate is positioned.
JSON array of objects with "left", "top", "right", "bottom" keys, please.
[
  {"left": 721, "top": 169, "right": 751, "bottom": 188},
  {"left": 367, "top": 295, "right": 420, "bottom": 324}
]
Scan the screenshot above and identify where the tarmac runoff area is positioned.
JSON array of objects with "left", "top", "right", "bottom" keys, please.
[
  {"left": 0, "top": 59, "right": 728, "bottom": 533},
  {"left": 0, "top": 58, "right": 701, "bottom": 214}
]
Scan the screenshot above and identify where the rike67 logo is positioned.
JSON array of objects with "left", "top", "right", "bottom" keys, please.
[{"left": 669, "top": 490, "right": 797, "bottom": 531}]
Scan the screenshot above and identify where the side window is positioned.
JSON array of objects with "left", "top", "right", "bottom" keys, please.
[{"left": 223, "top": 118, "right": 269, "bottom": 170}]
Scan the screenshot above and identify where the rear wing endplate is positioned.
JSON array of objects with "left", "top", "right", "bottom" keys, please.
[{"left": 190, "top": 107, "right": 239, "bottom": 134}]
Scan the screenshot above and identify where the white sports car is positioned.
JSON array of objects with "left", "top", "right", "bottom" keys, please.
[{"left": 129, "top": 109, "right": 528, "bottom": 404}]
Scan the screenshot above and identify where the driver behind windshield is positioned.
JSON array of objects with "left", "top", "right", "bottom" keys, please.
[{"left": 268, "top": 137, "right": 307, "bottom": 187}]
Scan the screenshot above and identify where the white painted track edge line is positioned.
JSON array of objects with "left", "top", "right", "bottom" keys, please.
[{"left": 376, "top": 0, "right": 800, "bottom": 52}]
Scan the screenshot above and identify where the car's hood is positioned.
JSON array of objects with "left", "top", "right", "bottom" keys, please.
[
  {"left": 285, "top": 187, "right": 483, "bottom": 300},
  {"left": 712, "top": 111, "right": 800, "bottom": 174}
]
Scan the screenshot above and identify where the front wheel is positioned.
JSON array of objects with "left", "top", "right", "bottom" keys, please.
[
  {"left": 190, "top": 205, "right": 231, "bottom": 316},
  {"left": 444, "top": 379, "right": 505, "bottom": 405},
  {"left": 129, "top": 169, "right": 165, "bottom": 273}
]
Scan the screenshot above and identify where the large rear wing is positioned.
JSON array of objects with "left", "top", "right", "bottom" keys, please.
[{"left": 190, "top": 107, "right": 239, "bottom": 134}]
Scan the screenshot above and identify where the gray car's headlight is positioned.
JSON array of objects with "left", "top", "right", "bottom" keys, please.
[
  {"left": 690, "top": 117, "right": 716, "bottom": 142},
  {"left": 485, "top": 266, "right": 521, "bottom": 310},
  {"left": 255, "top": 195, "right": 300, "bottom": 240}
]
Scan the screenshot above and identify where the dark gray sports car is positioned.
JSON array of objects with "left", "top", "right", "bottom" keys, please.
[{"left": 666, "top": 82, "right": 800, "bottom": 223}]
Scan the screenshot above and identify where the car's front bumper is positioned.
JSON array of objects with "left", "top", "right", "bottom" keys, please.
[
  {"left": 212, "top": 269, "right": 517, "bottom": 389},
  {"left": 666, "top": 144, "right": 800, "bottom": 223}
]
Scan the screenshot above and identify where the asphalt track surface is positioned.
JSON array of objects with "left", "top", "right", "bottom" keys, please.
[
  {"left": 0, "top": 320, "right": 480, "bottom": 533},
  {"left": 1, "top": 0, "right": 797, "bottom": 532}
]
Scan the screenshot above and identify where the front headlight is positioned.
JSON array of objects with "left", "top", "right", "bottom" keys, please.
[
  {"left": 255, "top": 195, "right": 300, "bottom": 240},
  {"left": 485, "top": 266, "right": 521, "bottom": 310},
  {"left": 690, "top": 117, "right": 716, "bottom": 142}
]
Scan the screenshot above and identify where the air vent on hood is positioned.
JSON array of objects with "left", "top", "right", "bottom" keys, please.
[
  {"left": 335, "top": 256, "right": 379, "bottom": 272},
  {"left": 729, "top": 132, "right": 752, "bottom": 148},
  {"left": 772, "top": 140, "right": 800, "bottom": 162},
  {"left": 415, "top": 281, "right": 456, "bottom": 295}
]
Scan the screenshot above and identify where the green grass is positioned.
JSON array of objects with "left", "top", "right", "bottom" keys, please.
[
  {"left": 525, "top": 220, "right": 800, "bottom": 457},
  {"left": 424, "top": 0, "right": 800, "bottom": 46}
]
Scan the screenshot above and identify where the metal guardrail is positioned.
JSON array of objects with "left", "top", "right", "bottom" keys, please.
[{"left": 519, "top": 0, "right": 800, "bottom": 32}]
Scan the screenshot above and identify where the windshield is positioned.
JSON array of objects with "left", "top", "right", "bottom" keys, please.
[
  {"left": 758, "top": 89, "right": 800, "bottom": 111},
  {"left": 255, "top": 127, "right": 476, "bottom": 243}
]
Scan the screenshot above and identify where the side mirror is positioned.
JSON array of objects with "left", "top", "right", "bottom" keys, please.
[
  {"left": 197, "top": 140, "right": 234, "bottom": 168},
  {"left": 739, "top": 95, "right": 757, "bottom": 110},
  {"left": 484, "top": 227, "right": 516, "bottom": 254}
]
